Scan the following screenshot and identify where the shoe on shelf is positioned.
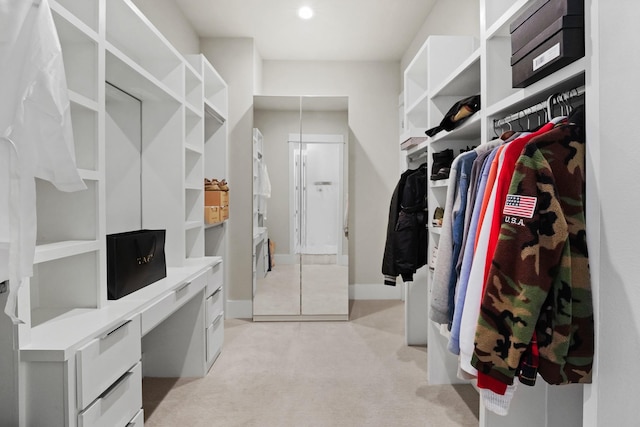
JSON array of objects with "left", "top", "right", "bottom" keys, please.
[
  {"left": 430, "top": 148, "right": 454, "bottom": 181},
  {"left": 218, "top": 179, "right": 229, "bottom": 191},
  {"left": 432, "top": 207, "right": 444, "bottom": 227},
  {"left": 205, "top": 178, "right": 221, "bottom": 191}
]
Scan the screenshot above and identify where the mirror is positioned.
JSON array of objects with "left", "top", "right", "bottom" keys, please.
[{"left": 252, "top": 95, "right": 349, "bottom": 320}]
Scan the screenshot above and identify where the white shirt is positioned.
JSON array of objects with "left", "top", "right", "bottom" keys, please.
[{"left": 1, "top": 0, "right": 86, "bottom": 322}]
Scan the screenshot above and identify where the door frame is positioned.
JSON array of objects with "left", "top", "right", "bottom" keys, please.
[{"left": 288, "top": 133, "right": 345, "bottom": 262}]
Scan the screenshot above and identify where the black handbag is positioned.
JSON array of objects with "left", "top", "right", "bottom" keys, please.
[
  {"left": 106, "top": 229, "right": 167, "bottom": 300},
  {"left": 425, "top": 94, "right": 481, "bottom": 137}
]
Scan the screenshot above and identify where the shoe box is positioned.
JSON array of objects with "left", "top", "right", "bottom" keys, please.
[
  {"left": 205, "top": 190, "right": 229, "bottom": 207},
  {"left": 205, "top": 206, "right": 221, "bottom": 224},
  {"left": 510, "top": 0, "right": 584, "bottom": 88}
]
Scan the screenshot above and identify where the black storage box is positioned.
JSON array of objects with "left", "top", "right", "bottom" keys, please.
[
  {"left": 510, "top": 0, "right": 584, "bottom": 56},
  {"left": 107, "top": 229, "right": 167, "bottom": 299},
  {"left": 510, "top": 0, "right": 584, "bottom": 88}
]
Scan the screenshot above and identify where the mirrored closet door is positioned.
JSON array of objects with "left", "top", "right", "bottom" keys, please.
[{"left": 252, "top": 95, "right": 349, "bottom": 320}]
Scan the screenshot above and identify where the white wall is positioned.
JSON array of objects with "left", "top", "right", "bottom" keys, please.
[
  {"left": 201, "top": 38, "right": 257, "bottom": 315},
  {"left": 401, "top": 0, "right": 480, "bottom": 73},
  {"left": 584, "top": 1, "right": 640, "bottom": 425},
  {"left": 261, "top": 61, "right": 400, "bottom": 288},
  {"left": 131, "top": 0, "right": 200, "bottom": 54}
]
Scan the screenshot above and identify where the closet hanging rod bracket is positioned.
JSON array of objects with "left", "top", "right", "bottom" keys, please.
[{"left": 493, "top": 85, "right": 585, "bottom": 128}]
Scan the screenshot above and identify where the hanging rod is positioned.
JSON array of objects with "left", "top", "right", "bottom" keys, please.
[
  {"left": 407, "top": 149, "right": 428, "bottom": 162},
  {"left": 493, "top": 85, "right": 585, "bottom": 128}
]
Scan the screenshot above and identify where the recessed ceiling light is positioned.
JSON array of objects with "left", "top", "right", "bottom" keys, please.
[{"left": 298, "top": 6, "right": 314, "bottom": 20}]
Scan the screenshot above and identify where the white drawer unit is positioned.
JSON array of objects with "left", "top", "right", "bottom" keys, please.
[
  {"left": 126, "top": 409, "right": 144, "bottom": 426},
  {"left": 78, "top": 362, "right": 142, "bottom": 427},
  {"left": 206, "top": 313, "right": 224, "bottom": 364},
  {"left": 206, "top": 261, "right": 224, "bottom": 296},
  {"left": 205, "top": 286, "right": 224, "bottom": 326},
  {"left": 76, "top": 315, "right": 142, "bottom": 409},
  {"left": 141, "top": 271, "right": 208, "bottom": 335}
]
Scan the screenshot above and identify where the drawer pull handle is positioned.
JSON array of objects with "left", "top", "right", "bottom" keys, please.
[
  {"left": 100, "top": 370, "right": 133, "bottom": 400},
  {"left": 213, "top": 313, "right": 223, "bottom": 326},
  {"left": 101, "top": 319, "right": 132, "bottom": 340},
  {"left": 212, "top": 287, "right": 222, "bottom": 297},
  {"left": 176, "top": 281, "right": 191, "bottom": 293}
]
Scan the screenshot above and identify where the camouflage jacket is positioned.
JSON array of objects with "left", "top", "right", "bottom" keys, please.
[{"left": 471, "top": 122, "right": 594, "bottom": 386}]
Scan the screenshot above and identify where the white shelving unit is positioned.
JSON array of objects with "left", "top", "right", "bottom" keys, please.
[
  {"left": 0, "top": 1, "right": 228, "bottom": 425},
  {"left": 252, "top": 128, "right": 269, "bottom": 296},
  {"left": 401, "top": 1, "right": 588, "bottom": 425},
  {"left": 402, "top": 35, "right": 479, "bottom": 350}
]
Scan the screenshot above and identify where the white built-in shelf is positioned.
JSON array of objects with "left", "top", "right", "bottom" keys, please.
[
  {"left": 185, "top": 143, "right": 203, "bottom": 155},
  {"left": 406, "top": 91, "right": 430, "bottom": 118},
  {"left": 205, "top": 221, "right": 226, "bottom": 229},
  {"left": 33, "top": 240, "right": 100, "bottom": 265},
  {"left": 431, "top": 179, "right": 450, "bottom": 188},
  {"left": 406, "top": 139, "right": 428, "bottom": 157},
  {"left": 51, "top": 0, "right": 99, "bottom": 33},
  {"left": 78, "top": 169, "right": 99, "bottom": 181},
  {"left": 105, "top": 0, "right": 183, "bottom": 96},
  {"left": 486, "top": 58, "right": 586, "bottom": 119},
  {"left": 68, "top": 91, "right": 99, "bottom": 112},
  {"left": 429, "top": 114, "right": 483, "bottom": 144},
  {"left": 431, "top": 49, "right": 482, "bottom": 98},
  {"left": 185, "top": 221, "right": 201, "bottom": 231},
  {"left": 185, "top": 63, "right": 203, "bottom": 115},
  {"left": 184, "top": 182, "right": 202, "bottom": 191},
  {"left": 105, "top": 46, "right": 181, "bottom": 103},
  {"left": 205, "top": 101, "right": 227, "bottom": 124},
  {"left": 400, "top": 129, "right": 429, "bottom": 145},
  {"left": 185, "top": 101, "right": 203, "bottom": 118},
  {"left": 485, "top": 0, "right": 532, "bottom": 40},
  {"left": 50, "top": 1, "right": 99, "bottom": 42}
]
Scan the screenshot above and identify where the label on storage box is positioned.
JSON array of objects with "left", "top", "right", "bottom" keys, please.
[{"left": 532, "top": 42, "right": 560, "bottom": 71}]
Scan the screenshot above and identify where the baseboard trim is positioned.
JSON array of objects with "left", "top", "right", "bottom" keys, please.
[
  {"left": 225, "top": 299, "right": 252, "bottom": 319},
  {"left": 253, "top": 314, "right": 349, "bottom": 322},
  {"left": 349, "top": 283, "right": 403, "bottom": 300}
]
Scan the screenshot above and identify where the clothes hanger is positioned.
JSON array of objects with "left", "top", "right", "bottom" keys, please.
[{"left": 546, "top": 93, "right": 557, "bottom": 120}]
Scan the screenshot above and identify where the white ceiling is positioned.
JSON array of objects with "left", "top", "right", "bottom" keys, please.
[{"left": 175, "top": 0, "right": 437, "bottom": 61}]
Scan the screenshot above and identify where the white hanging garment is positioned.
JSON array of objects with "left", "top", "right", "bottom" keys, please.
[
  {"left": 258, "top": 162, "right": 271, "bottom": 219},
  {"left": 1, "top": 0, "right": 86, "bottom": 323}
]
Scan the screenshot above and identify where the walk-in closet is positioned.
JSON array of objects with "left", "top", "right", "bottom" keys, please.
[{"left": 0, "top": 0, "right": 637, "bottom": 426}]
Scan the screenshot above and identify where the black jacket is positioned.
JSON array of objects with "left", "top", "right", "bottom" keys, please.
[{"left": 382, "top": 164, "right": 428, "bottom": 285}]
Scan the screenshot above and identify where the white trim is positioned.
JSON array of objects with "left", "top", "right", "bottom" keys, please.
[
  {"left": 225, "top": 299, "right": 252, "bottom": 319},
  {"left": 288, "top": 133, "right": 344, "bottom": 144},
  {"left": 349, "top": 283, "right": 403, "bottom": 300},
  {"left": 273, "top": 254, "right": 299, "bottom": 265},
  {"left": 253, "top": 314, "right": 348, "bottom": 322}
]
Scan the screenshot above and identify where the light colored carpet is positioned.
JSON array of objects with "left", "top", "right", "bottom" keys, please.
[{"left": 143, "top": 300, "right": 479, "bottom": 426}]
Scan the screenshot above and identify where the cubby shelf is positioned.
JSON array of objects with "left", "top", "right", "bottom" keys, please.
[
  {"left": 1, "top": 1, "right": 229, "bottom": 425},
  {"left": 401, "top": 1, "right": 591, "bottom": 425},
  {"left": 33, "top": 240, "right": 100, "bottom": 265}
]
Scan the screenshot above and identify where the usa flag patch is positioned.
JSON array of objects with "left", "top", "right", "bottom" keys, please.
[{"left": 503, "top": 195, "right": 537, "bottom": 218}]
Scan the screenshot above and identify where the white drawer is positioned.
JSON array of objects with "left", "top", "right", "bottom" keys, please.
[
  {"left": 206, "top": 313, "right": 224, "bottom": 363},
  {"left": 205, "top": 286, "right": 224, "bottom": 326},
  {"left": 78, "top": 362, "right": 142, "bottom": 427},
  {"left": 126, "top": 408, "right": 144, "bottom": 426},
  {"left": 141, "top": 271, "right": 207, "bottom": 335},
  {"left": 76, "top": 315, "right": 141, "bottom": 409},
  {"left": 206, "top": 261, "right": 223, "bottom": 296}
]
